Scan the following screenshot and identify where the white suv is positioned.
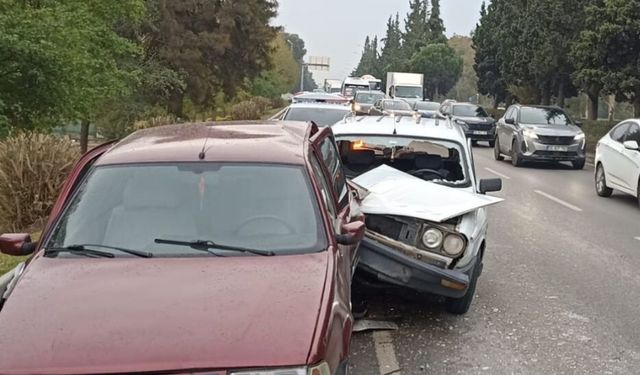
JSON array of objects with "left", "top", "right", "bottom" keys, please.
[{"left": 332, "top": 114, "right": 502, "bottom": 314}]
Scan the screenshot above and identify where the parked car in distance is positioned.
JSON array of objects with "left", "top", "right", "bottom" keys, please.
[
  {"left": 594, "top": 119, "right": 640, "bottom": 207},
  {"left": 0, "top": 121, "right": 365, "bottom": 375},
  {"left": 332, "top": 115, "right": 503, "bottom": 314},
  {"left": 368, "top": 99, "right": 415, "bottom": 117},
  {"left": 439, "top": 102, "right": 496, "bottom": 146},
  {"left": 291, "top": 92, "right": 350, "bottom": 105},
  {"left": 414, "top": 101, "right": 441, "bottom": 118},
  {"left": 352, "top": 90, "right": 386, "bottom": 115},
  {"left": 276, "top": 102, "right": 352, "bottom": 127},
  {"left": 494, "top": 105, "right": 586, "bottom": 169}
]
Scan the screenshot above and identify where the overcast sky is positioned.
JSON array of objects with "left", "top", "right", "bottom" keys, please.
[{"left": 274, "top": 0, "right": 486, "bottom": 84}]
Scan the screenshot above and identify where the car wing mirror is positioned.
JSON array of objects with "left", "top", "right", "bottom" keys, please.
[
  {"left": 0, "top": 233, "right": 37, "bottom": 256},
  {"left": 505, "top": 118, "right": 515, "bottom": 125},
  {"left": 479, "top": 178, "right": 503, "bottom": 194},
  {"left": 574, "top": 121, "right": 583, "bottom": 128},
  {"left": 336, "top": 220, "right": 366, "bottom": 246},
  {"left": 624, "top": 140, "right": 640, "bottom": 151}
]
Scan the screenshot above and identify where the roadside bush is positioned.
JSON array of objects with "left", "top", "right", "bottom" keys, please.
[
  {"left": 581, "top": 120, "right": 617, "bottom": 152},
  {"left": 486, "top": 108, "right": 505, "bottom": 120},
  {"left": 0, "top": 132, "right": 79, "bottom": 232},
  {"left": 270, "top": 97, "right": 287, "bottom": 110},
  {"left": 251, "top": 96, "right": 272, "bottom": 114},
  {"left": 230, "top": 101, "right": 262, "bottom": 120}
]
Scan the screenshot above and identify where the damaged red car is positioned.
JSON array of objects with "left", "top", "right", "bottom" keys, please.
[{"left": 0, "top": 121, "right": 365, "bottom": 375}]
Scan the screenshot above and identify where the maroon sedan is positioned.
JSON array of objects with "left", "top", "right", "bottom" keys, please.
[{"left": 0, "top": 121, "right": 365, "bottom": 375}]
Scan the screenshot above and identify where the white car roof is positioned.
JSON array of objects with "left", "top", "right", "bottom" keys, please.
[
  {"left": 332, "top": 115, "right": 467, "bottom": 144},
  {"left": 287, "top": 102, "right": 351, "bottom": 110}
]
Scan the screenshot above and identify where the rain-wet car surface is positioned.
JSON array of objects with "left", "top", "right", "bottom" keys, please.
[{"left": 0, "top": 121, "right": 365, "bottom": 375}]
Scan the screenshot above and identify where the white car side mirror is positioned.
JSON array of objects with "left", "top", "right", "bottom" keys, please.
[{"left": 623, "top": 140, "right": 640, "bottom": 151}]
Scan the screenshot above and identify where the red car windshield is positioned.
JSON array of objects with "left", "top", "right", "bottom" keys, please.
[{"left": 46, "top": 163, "right": 326, "bottom": 256}]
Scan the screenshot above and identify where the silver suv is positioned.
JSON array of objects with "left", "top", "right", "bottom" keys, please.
[{"left": 494, "top": 105, "right": 586, "bottom": 169}]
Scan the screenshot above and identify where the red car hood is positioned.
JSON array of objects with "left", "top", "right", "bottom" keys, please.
[{"left": 0, "top": 252, "right": 329, "bottom": 374}]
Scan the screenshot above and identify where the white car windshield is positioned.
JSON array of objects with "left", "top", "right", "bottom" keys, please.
[
  {"left": 520, "top": 107, "right": 573, "bottom": 125},
  {"left": 46, "top": 163, "right": 325, "bottom": 256},
  {"left": 336, "top": 135, "right": 469, "bottom": 187},
  {"left": 395, "top": 86, "right": 423, "bottom": 98}
]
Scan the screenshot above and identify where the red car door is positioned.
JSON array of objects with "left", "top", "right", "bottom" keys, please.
[
  {"left": 39, "top": 141, "right": 116, "bottom": 247},
  {"left": 313, "top": 133, "right": 364, "bottom": 273}
]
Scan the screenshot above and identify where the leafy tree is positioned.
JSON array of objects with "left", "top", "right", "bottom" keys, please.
[
  {"left": 0, "top": 0, "right": 144, "bottom": 141},
  {"left": 284, "top": 32, "right": 317, "bottom": 91},
  {"left": 144, "top": 0, "right": 278, "bottom": 118},
  {"left": 426, "top": 0, "right": 447, "bottom": 44},
  {"left": 250, "top": 34, "right": 299, "bottom": 98},
  {"left": 573, "top": 0, "right": 640, "bottom": 117},
  {"left": 403, "top": 0, "right": 429, "bottom": 60},
  {"left": 473, "top": 1, "right": 508, "bottom": 107},
  {"left": 379, "top": 14, "right": 405, "bottom": 84},
  {"left": 410, "top": 44, "right": 463, "bottom": 99},
  {"left": 352, "top": 36, "right": 381, "bottom": 77},
  {"left": 448, "top": 36, "right": 478, "bottom": 102}
]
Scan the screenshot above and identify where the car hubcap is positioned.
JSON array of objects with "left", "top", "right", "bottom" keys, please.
[{"left": 597, "top": 168, "right": 605, "bottom": 192}]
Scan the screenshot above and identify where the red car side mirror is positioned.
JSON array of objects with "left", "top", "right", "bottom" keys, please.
[
  {"left": 0, "top": 233, "right": 37, "bottom": 256},
  {"left": 336, "top": 220, "right": 366, "bottom": 246}
]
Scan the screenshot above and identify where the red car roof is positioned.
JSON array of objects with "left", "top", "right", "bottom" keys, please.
[{"left": 96, "top": 121, "right": 312, "bottom": 166}]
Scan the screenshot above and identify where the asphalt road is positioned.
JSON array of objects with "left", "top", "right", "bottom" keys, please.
[{"left": 349, "top": 144, "right": 640, "bottom": 375}]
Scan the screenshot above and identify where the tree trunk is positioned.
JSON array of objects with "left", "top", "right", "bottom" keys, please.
[
  {"left": 607, "top": 95, "right": 616, "bottom": 121},
  {"left": 557, "top": 81, "right": 566, "bottom": 108},
  {"left": 586, "top": 92, "right": 599, "bottom": 120},
  {"left": 634, "top": 96, "right": 640, "bottom": 118},
  {"left": 80, "top": 120, "right": 89, "bottom": 154},
  {"left": 493, "top": 96, "right": 499, "bottom": 110},
  {"left": 541, "top": 91, "right": 551, "bottom": 106},
  {"left": 168, "top": 90, "right": 185, "bottom": 120}
]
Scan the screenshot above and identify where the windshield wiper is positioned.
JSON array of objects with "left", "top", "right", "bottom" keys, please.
[
  {"left": 45, "top": 244, "right": 153, "bottom": 258},
  {"left": 154, "top": 238, "right": 275, "bottom": 257}
]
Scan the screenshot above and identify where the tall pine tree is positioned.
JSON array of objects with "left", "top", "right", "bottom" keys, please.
[
  {"left": 426, "top": 0, "right": 447, "bottom": 44},
  {"left": 380, "top": 14, "right": 405, "bottom": 81},
  {"left": 403, "top": 0, "right": 429, "bottom": 60}
]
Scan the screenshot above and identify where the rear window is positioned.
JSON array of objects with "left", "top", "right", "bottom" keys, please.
[
  {"left": 415, "top": 102, "right": 441, "bottom": 111},
  {"left": 452, "top": 105, "right": 488, "bottom": 117},
  {"left": 383, "top": 101, "right": 412, "bottom": 111},
  {"left": 47, "top": 163, "right": 326, "bottom": 256}
]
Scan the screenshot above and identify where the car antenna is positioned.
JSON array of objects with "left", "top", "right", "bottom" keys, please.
[{"left": 198, "top": 127, "right": 210, "bottom": 160}]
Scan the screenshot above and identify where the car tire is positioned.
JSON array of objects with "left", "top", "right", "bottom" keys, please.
[
  {"left": 488, "top": 140, "right": 496, "bottom": 148},
  {"left": 511, "top": 140, "right": 523, "bottom": 167},
  {"left": 493, "top": 137, "right": 504, "bottom": 161},
  {"left": 637, "top": 179, "right": 640, "bottom": 209},
  {"left": 445, "top": 256, "right": 481, "bottom": 315},
  {"left": 595, "top": 164, "right": 613, "bottom": 197},
  {"left": 572, "top": 159, "right": 586, "bottom": 170}
]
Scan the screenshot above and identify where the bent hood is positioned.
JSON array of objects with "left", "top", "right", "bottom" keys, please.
[
  {"left": 0, "top": 253, "right": 329, "bottom": 374},
  {"left": 353, "top": 165, "right": 503, "bottom": 223}
]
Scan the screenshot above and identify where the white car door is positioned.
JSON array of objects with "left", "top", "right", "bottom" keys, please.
[
  {"left": 620, "top": 123, "right": 640, "bottom": 196},
  {"left": 604, "top": 122, "right": 632, "bottom": 191}
]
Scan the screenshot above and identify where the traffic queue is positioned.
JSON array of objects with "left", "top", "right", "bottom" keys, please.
[{"left": 0, "top": 72, "right": 637, "bottom": 374}]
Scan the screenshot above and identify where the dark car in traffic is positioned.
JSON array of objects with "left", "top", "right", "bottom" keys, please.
[
  {"left": 413, "top": 101, "right": 441, "bottom": 118},
  {"left": 439, "top": 102, "right": 496, "bottom": 146},
  {"left": 369, "top": 99, "right": 415, "bottom": 116},
  {"left": 0, "top": 121, "right": 365, "bottom": 375},
  {"left": 494, "top": 105, "right": 586, "bottom": 169},
  {"left": 352, "top": 90, "right": 386, "bottom": 115}
]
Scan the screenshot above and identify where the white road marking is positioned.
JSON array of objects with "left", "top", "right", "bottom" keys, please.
[
  {"left": 484, "top": 167, "right": 511, "bottom": 180},
  {"left": 373, "top": 331, "right": 402, "bottom": 375},
  {"left": 534, "top": 190, "right": 583, "bottom": 212}
]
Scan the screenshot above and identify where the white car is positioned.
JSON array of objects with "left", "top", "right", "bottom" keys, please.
[
  {"left": 332, "top": 114, "right": 503, "bottom": 314},
  {"left": 272, "top": 102, "right": 351, "bottom": 127},
  {"left": 595, "top": 119, "right": 640, "bottom": 207}
]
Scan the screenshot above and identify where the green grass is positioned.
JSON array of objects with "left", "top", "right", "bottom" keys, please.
[{"left": 0, "top": 231, "right": 41, "bottom": 276}]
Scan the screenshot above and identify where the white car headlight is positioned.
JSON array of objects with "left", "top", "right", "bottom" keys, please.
[
  {"left": 230, "top": 362, "right": 330, "bottom": 375},
  {"left": 574, "top": 132, "right": 585, "bottom": 141},
  {"left": 522, "top": 128, "right": 539, "bottom": 139},
  {"left": 422, "top": 228, "right": 444, "bottom": 249},
  {"left": 442, "top": 234, "right": 466, "bottom": 257}
]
